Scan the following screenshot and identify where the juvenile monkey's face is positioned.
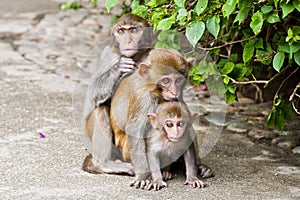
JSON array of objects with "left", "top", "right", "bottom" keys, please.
[
  {"left": 158, "top": 73, "right": 186, "bottom": 101},
  {"left": 163, "top": 117, "right": 187, "bottom": 142},
  {"left": 114, "top": 25, "right": 144, "bottom": 57}
]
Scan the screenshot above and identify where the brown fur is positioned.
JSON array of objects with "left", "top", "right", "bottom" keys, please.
[{"left": 110, "top": 48, "right": 192, "bottom": 186}]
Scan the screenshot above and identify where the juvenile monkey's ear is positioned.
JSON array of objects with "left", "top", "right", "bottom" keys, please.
[
  {"left": 147, "top": 113, "right": 159, "bottom": 128},
  {"left": 190, "top": 113, "right": 198, "bottom": 123},
  {"left": 138, "top": 63, "right": 150, "bottom": 77}
]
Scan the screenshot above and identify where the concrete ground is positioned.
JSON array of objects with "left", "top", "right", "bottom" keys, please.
[{"left": 0, "top": 1, "right": 299, "bottom": 199}]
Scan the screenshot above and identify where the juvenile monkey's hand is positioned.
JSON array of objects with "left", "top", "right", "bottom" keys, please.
[
  {"left": 184, "top": 176, "right": 205, "bottom": 188},
  {"left": 146, "top": 180, "right": 167, "bottom": 191},
  {"left": 118, "top": 57, "right": 137, "bottom": 77},
  {"left": 129, "top": 179, "right": 151, "bottom": 190}
]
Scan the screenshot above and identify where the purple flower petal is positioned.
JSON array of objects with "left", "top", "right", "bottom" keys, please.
[
  {"left": 61, "top": 73, "right": 69, "bottom": 79},
  {"left": 39, "top": 132, "right": 45, "bottom": 138},
  {"left": 81, "top": 64, "right": 88, "bottom": 69}
]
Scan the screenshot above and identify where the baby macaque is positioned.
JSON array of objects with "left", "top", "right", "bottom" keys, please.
[{"left": 146, "top": 101, "right": 205, "bottom": 190}]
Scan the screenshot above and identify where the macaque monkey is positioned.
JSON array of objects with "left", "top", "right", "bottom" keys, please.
[
  {"left": 82, "top": 14, "right": 153, "bottom": 174},
  {"left": 145, "top": 101, "right": 205, "bottom": 190},
  {"left": 110, "top": 48, "right": 192, "bottom": 188}
]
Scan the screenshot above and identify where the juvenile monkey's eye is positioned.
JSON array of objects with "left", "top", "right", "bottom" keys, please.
[
  {"left": 131, "top": 28, "right": 139, "bottom": 33},
  {"left": 166, "top": 122, "right": 174, "bottom": 128},
  {"left": 117, "top": 29, "right": 124, "bottom": 34},
  {"left": 178, "top": 121, "right": 185, "bottom": 127},
  {"left": 176, "top": 77, "right": 184, "bottom": 83},
  {"left": 162, "top": 78, "right": 170, "bottom": 84}
]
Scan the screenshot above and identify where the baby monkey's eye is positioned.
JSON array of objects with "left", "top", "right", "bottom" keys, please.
[
  {"left": 178, "top": 121, "right": 185, "bottom": 127},
  {"left": 166, "top": 122, "right": 174, "bottom": 128}
]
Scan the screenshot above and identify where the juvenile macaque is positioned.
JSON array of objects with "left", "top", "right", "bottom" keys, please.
[
  {"left": 110, "top": 48, "right": 192, "bottom": 188},
  {"left": 146, "top": 101, "right": 205, "bottom": 190},
  {"left": 82, "top": 14, "right": 152, "bottom": 174}
]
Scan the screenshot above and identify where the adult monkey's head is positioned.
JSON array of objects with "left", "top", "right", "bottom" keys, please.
[
  {"left": 138, "top": 48, "right": 193, "bottom": 101},
  {"left": 111, "top": 13, "right": 152, "bottom": 58}
]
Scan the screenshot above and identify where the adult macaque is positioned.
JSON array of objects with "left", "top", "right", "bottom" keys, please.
[
  {"left": 82, "top": 13, "right": 152, "bottom": 174},
  {"left": 146, "top": 101, "right": 205, "bottom": 190},
  {"left": 110, "top": 48, "right": 192, "bottom": 188}
]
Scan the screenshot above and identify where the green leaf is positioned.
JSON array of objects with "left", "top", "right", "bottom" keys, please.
[
  {"left": 274, "top": 0, "right": 279, "bottom": 8},
  {"left": 197, "top": 60, "right": 209, "bottom": 74},
  {"left": 174, "top": 0, "right": 186, "bottom": 8},
  {"left": 208, "top": 62, "right": 218, "bottom": 75},
  {"left": 266, "top": 97, "right": 291, "bottom": 131},
  {"left": 206, "top": 74, "right": 227, "bottom": 95},
  {"left": 130, "top": 0, "right": 139, "bottom": 10},
  {"left": 132, "top": 5, "right": 148, "bottom": 18},
  {"left": 286, "top": 28, "right": 294, "bottom": 43},
  {"left": 250, "top": 11, "right": 264, "bottom": 35},
  {"left": 292, "top": 26, "right": 300, "bottom": 35},
  {"left": 177, "top": 8, "right": 187, "bottom": 21},
  {"left": 281, "top": 103, "right": 292, "bottom": 119},
  {"left": 195, "top": 0, "right": 208, "bottom": 16},
  {"left": 206, "top": 16, "right": 220, "bottom": 39},
  {"left": 290, "top": 43, "right": 300, "bottom": 53},
  {"left": 228, "top": 85, "right": 237, "bottom": 94},
  {"left": 186, "top": 21, "right": 205, "bottom": 48},
  {"left": 222, "top": 0, "right": 237, "bottom": 18},
  {"left": 221, "top": 62, "right": 235, "bottom": 74},
  {"left": 255, "top": 38, "right": 264, "bottom": 49},
  {"left": 243, "top": 38, "right": 258, "bottom": 63},
  {"left": 294, "top": 0, "right": 300, "bottom": 12},
  {"left": 237, "top": 0, "right": 252, "bottom": 10},
  {"left": 106, "top": 0, "right": 118, "bottom": 13},
  {"left": 266, "top": 12, "right": 281, "bottom": 23},
  {"left": 266, "top": 109, "right": 276, "bottom": 128},
  {"left": 274, "top": 113, "right": 286, "bottom": 131},
  {"left": 225, "top": 92, "right": 237, "bottom": 103},
  {"left": 234, "top": 7, "right": 250, "bottom": 24},
  {"left": 157, "top": 30, "right": 175, "bottom": 41},
  {"left": 223, "top": 76, "right": 230, "bottom": 84},
  {"left": 273, "top": 52, "right": 285, "bottom": 72},
  {"left": 157, "top": 17, "right": 175, "bottom": 31},
  {"left": 280, "top": 2, "right": 295, "bottom": 18},
  {"left": 261, "top": 5, "right": 273, "bottom": 14},
  {"left": 294, "top": 50, "right": 300, "bottom": 65},
  {"left": 230, "top": 63, "right": 247, "bottom": 79},
  {"left": 256, "top": 49, "right": 272, "bottom": 65},
  {"left": 278, "top": 43, "right": 290, "bottom": 53},
  {"left": 195, "top": 0, "right": 208, "bottom": 15}
]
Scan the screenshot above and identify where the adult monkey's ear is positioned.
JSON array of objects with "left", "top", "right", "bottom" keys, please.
[
  {"left": 187, "top": 57, "right": 195, "bottom": 65},
  {"left": 138, "top": 63, "right": 151, "bottom": 77}
]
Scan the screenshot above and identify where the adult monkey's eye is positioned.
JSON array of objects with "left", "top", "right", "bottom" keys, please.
[
  {"left": 118, "top": 29, "right": 124, "bottom": 34},
  {"left": 162, "top": 78, "right": 170, "bottom": 84},
  {"left": 176, "top": 77, "right": 184, "bottom": 84},
  {"left": 166, "top": 122, "right": 174, "bottom": 128},
  {"left": 131, "top": 28, "right": 139, "bottom": 33}
]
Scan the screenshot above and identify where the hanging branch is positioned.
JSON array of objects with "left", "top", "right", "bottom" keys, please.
[{"left": 289, "top": 82, "right": 300, "bottom": 115}]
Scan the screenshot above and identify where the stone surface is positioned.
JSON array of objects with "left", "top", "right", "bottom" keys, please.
[
  {"left": 227, "top": 121, "right": 252, "bottom": 133},
  {"left": 292, "top": 146, "right": 300, "bottom": 154},
  {"left": 248, "top": 128, "right": 278, "bottom": 140}
]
